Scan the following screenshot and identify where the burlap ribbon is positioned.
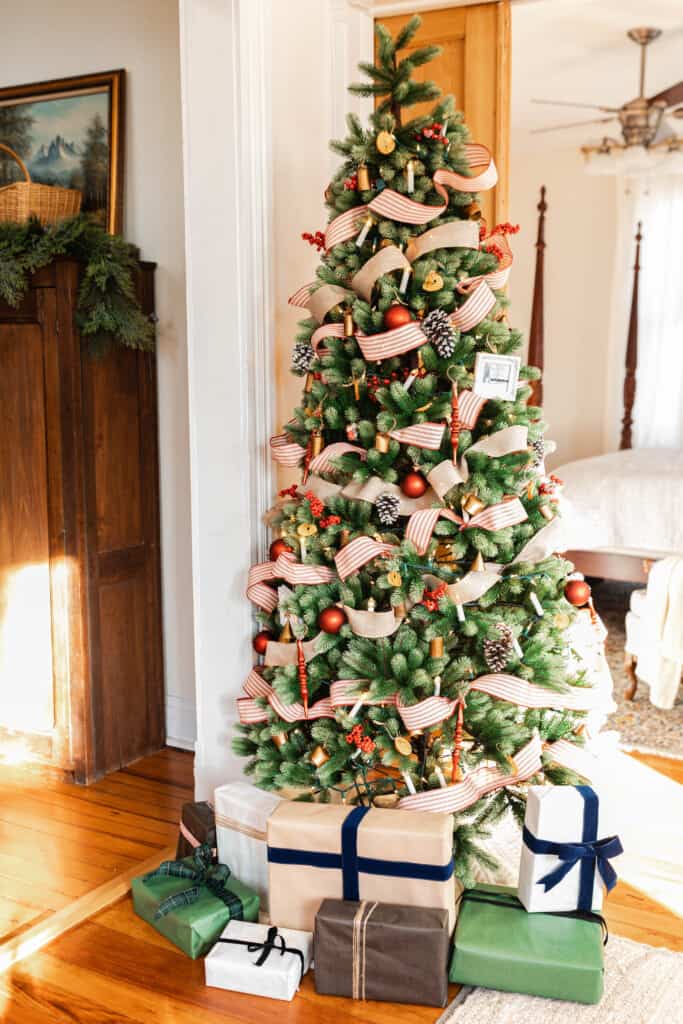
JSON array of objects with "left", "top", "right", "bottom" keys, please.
[{"left": 427, "top": 424, "right": 529, "bottom": 497}]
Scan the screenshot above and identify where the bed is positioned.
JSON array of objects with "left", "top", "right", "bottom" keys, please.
[{"left": 528, "top": 195, "right": 683, "bottom": 586}]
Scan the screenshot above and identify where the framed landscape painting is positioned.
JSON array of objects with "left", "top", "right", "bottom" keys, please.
[{"left": 0, "top": 70, "right": 125, "bottom": 233}]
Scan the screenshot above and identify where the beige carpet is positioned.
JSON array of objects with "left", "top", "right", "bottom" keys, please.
[{"left": 439, "top": 935, "right": 682, "bottom": 1024}]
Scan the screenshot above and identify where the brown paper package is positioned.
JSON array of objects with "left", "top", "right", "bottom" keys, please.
[
  {"left": 175, "top": 801, "right": 216, "bottom": 860},
  {"left": 314, "top": 899, "right": 450, "bottom": 1007}
]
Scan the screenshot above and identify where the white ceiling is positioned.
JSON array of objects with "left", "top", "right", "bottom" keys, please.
[{"left": 512, "top": 0, "right": 683, "bottom": 149}]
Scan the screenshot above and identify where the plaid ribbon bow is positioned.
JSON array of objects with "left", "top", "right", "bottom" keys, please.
[{"left": 143, "top": 844, "right": 244, "bottom": 921}]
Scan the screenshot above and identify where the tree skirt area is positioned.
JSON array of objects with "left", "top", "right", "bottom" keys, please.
[
  {"left": 592, "top": 580, "right": 683, "bottom": 759},
  {"left": 439, "top": 935, "right": 683, "bottom": 1024}
]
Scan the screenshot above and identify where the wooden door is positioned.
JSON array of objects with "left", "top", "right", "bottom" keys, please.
[{"left": 377, "top": 2, "right": 510, "bottom": 226}]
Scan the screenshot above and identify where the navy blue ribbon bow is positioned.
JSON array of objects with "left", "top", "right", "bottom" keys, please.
[{"left": 523, "top": 786, "right": 623, "bottom": 912}]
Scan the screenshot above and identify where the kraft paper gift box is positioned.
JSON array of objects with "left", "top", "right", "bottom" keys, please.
[
  {"left": 132, "top": 850, "right": 259, "bottom": 959},
  {"left": 449, "top": 885, "right": 606, "bottom": 1005},
  {"left": 205, "top": 920, "right": 312, "bottom": 1001},
  {"left": 314, "top": 899, "right": 450, "bottom": 1007},
  {"left": 518, "top": 784, "right": 623, "bottom": 913},
  {"left": 214, "top": 781, "right": 282, "bottom": 913},
  {"left": 267, "top": 802, "right": 457, "bottom": 934},
  {"left": 176, "top": 800, "right": 216, "bottom": 860}
]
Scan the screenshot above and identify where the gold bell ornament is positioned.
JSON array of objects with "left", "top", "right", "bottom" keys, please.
[
  {"left": 356, "top": 163, "right": 371, "bottom": 191},
  {"left": 310, "top": 429, "right": 324, "bottom": 457},
  {"left": 272, "top": 732, "right": 288, "bottom": 751},
  {"left": 430, "top": 637, "right": 445, "bottom": 658},
  {"left": 310, "top": 745, "right": 330, "bottom": 768},
  {"left": 375, "top": 432, "right": 391, "bottom": 453},
  {"left": 462, "top": 493, "right": 486, "bottom": 516},
  {"left": 343, "top": 307, "right": 355, "bottom": 337}
]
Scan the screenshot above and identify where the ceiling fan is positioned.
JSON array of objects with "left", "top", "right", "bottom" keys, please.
[{"left": 532, "top": 27, "right": 683, "bottom": 153}]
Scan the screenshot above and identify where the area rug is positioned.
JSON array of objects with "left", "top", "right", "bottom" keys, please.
[
  {"left": 439, "top": 935, "right": 683, "bottom": 1024},
  {"left": 592, "top": 580, "right": 683, "bottom": 758}
]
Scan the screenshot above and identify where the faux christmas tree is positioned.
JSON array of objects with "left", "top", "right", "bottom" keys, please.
[{"left": 234, "top": 18, "right": 599, "bottom": 885}]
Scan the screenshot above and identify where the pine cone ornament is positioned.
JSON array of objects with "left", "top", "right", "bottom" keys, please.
[
  {"left": 292, "top": 341, "right": 315, "bottom": 375},
  {"left": 422, "top": 308, "right": 457, "bottom": 358},
  {"left": 483, "top": 623, "right": 514, "bottom": 672},
  {"left": 376, "top": 492, "right": 400, "bottom": 527},
  {"left": 531, "top": 437, "right": 545, "bottom": 466}
]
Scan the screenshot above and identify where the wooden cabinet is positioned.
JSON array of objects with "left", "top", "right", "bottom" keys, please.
[
  {"left": 377, "top": 2, "right": 511, "bottom": 226},
  {"left": 0, "top": 259, "right": 164, "bottom": 782}
]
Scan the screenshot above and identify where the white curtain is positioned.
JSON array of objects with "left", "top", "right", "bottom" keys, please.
[{"left": 607, "top": 174, "right": 683, "bottom": 449}]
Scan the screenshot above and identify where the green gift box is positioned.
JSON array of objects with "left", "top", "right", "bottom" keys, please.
[
  {"left": 449, "top": 884, "right": 605, "bottom": 1005},
  {"left": 132, "top": 848, "right": 259, "bottom": 959}
]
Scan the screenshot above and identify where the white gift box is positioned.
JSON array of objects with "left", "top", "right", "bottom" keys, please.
[
  {"left": 518, "top": 785, "right": 621, "bottom": 913},
  {"left": 214, "top": 781, "right": 282, "bottom": 913},
  {"left": 204, "top": 920, "right": 312, "bottom": 1001}
]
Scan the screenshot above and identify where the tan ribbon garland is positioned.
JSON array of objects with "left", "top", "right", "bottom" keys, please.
[
  {"left": 512, "top": 515, "right": 566, "bottom": 563},
  {"left": 351, "top": 247, "right": 412, "bottom": 302},
  {"left": 343, "top": 605, "right": 401, "bottom": 639},
  {"left": 428, "top": 424, "right": 529, "bottom": 497}
]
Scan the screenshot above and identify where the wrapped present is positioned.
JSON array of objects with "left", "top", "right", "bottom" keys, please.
[
  {"left": 267, "top": 802, "right": 457, "bottom": 933},
  {"left": 214, "top": 781, "right": 282, "bottom": 912},
  {"left": 205, "top": 920, "right": 312, "bottom": 1001},
  {"left": 518, "top": 785, "right": 623, "bottom": 913},
  {"left": 132, "top": 845, "right": 259, "bottom": 958},
  {"left": 314, "top": 899, "right": 450, "bottom": 1007},
  {"left": 449, "top": 885, "right": 606, "bottom": 1005},
  {"left": 176, "top": 800, "right": 216, "bottom": 860}
]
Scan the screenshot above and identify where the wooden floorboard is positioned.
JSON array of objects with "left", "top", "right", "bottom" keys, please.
[{"left": 0, "top": 748, "right": 680, "bottom": 1023}]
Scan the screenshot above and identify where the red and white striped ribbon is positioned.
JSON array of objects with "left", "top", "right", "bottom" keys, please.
[
  {"left": 246, "top": 552, "right": 335, "bottom": 612},
  {"left": 405, "top": 498, "right": 528, "bottom": 555},
  {"left": 459, "top": 233, "right": 513, "bottom": 292},
  {"left": 398, "top": 734, "right": 543, "bottom": 812},
  {"left": 389, "top": 422, "right": 445, "bottom": 451},
  {"left": 311, "top": 321, "right": 345, "bottom": 354},
  {"left": 458, "top": 389, "right": 488, "bottom": 429},
  {"left": 288, "top": 281, "right": 316, "bottom": 309},
  {"left": 270, "top": 432, "right": 306, "bottom": 468},
  {"left": 325, "top": 206, "right": 370, "bottom": 250},
  {"left": 449, "top": 281, "right": 497, "bottom": 331},
  {"left": 237, "top": 668, "right": 334, "bottom": 724},
  {"left": 309, "top": 442, "right": 367, "bottom": 475},
  {"left": 334, "top": 536, "right": 396, "bottom": 581}
]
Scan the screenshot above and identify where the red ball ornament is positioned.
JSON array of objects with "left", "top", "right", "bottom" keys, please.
[
  {"left": 401, "top": 471, "right": 428, "bottom": 498},
  {"left": 383, "top": 304, "right": 413, "bottom": 330},
  {"left": 564, "top": 579, "right": 592, "bottom": 607},
  {"left": 269, "top": 538, "right": 293, "bottom": 561},
  {"left": 252, "top": 629, "right": 274, "bottom": 655},
  {"left": 318, "top": 606, "right": 348, "bottom": 634}
]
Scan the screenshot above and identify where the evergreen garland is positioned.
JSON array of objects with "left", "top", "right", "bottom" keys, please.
[{"left": 0, "top": 215, "right": 155, "bottom": 356}]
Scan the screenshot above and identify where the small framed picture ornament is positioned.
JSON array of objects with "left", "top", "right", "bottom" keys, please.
[{"left": 473, "top": 353, "right": 520, "bottom": 401}]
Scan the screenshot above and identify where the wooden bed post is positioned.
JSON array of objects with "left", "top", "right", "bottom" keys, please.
[
  {"left": 528, "top": 185, "right": 547, "bottom": 408},
  {"left": 620, "top": 221, "right": 642, "bottom": 451}
]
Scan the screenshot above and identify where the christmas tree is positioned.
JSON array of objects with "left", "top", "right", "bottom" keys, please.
[{"left": 234, "top": 17, "right": 597, "bottom": 884}]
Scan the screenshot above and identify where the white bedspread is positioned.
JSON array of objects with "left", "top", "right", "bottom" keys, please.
[{"left": 555, "top": 449, "right": 683, "bottom": 555}]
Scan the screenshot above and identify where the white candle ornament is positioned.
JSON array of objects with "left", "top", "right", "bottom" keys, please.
[
  {"left": 406, "top": 160, "right": 415, "bottom": 193},
  {"left": 529, "top": 591, "right": 544, "bottom": 617},
  {"left": 401, "top": 770, "right": 417, "bottom": 796},
  {"left": 433, "top": 675, "right": 441, "bottom": 697},
  {"left": 435, "top": 766, "right": 448, "bottom": 789},
  {"left": 355, "top": 216, "right": 374, "bottom": 248},
  {"left": 455, "top": 602, "right": 465, "bottom": 623},
  {"left": 349, "top": 694, "right": 367, "bottom": 720},
  {"left": 512, "top": 637, "right": 523, "bottom": 659},
  {"left": 399, "top": 266, "right": 412, "bottom": 292}
]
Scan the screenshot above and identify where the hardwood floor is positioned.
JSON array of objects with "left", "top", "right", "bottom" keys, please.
[{"left": 0, "top": 747, "right": 680, "bottom": 1023}]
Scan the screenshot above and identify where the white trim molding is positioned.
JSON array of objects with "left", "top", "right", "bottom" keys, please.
[
  {"left": 179, "top": 0, "right": 274, "bottom": 799},
  {"left": 165, "top": 694, "right": 197, "bottom": 752},
  {"left": 349, "top": 0, "right": 502, "bottom": 14}
]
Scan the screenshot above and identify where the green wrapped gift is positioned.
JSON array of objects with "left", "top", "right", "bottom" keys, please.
[
  {"left": 449, "top": 884, "right": 605, "bottom": 1005},
  {"left": 132, "top": 846, "right": 259, "bottom": 959}
]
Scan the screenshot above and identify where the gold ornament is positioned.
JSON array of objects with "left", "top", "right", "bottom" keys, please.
[
  {"left": 340, "top": 527, "right": 351, "bottom": 547},
  {"left": 394, "top": 735, "right": 412, "bottom": 757},
  {"left": 357, "top": 163, "right": 371, "bottom": 191},
  {"left": 343, "top": 307, "right": 355, "bottom": 337},
  {"left": 465, "top": 201, "right": 482, "bottom": 220},
  {"left": 387, "top": 570, "right": 402, "bottom": 587},
  {"left": 376, "top": 130, "right": 396, "bottom": 154},
  {"left": 393, "top": 602, "right": 407, "bottom": 620},
  {"left": 304, "top": 372, "right": 313, "bottom": 393},
  {"left": 435, "top": 542, "right": 456, "bottom": 564},
  {"left": 375, "top": 432, "right": 390, "bottom": 453},
  {"left": 470, "top": 552, "right": 485, "bottom": 573},
  {"left": 310, "top": 744, "right": 330, "bottom": 768},
  {"left": 430, "top": 637, "right": 445, "bottom": 658},
  {"left": 423, "top": 270, "right": 444, "bottom": 293},
  {"left": 272, "top": 732, "right": 288, "bottom": 750},
  {"left": 462, "top": 493, "right": 486, "bottom": 516},
  {"left": 373, "top": 792, "right": 400, "bottom": 808},
  {"left": 278, "top": 620, "right": 293, "bottom": 643},
  {"left": 310, "top": 430, "right": 323, "bottom": 457},
  {"left": 297, "top": 522, "right": 318, "bottom": 537}
]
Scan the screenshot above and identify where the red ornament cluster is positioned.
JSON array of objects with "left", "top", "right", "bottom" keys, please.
[
  {"left": 278, "top": 484, "right": 299, "bottom": 499},
  {"left": 269, "top": 538, "right": 293, "bottom": 561},
  {"left": 421, "top": 582, "right": 448, "bottom": 611},
  {"left": 318, "top": 606, "right": 347, "bottom": 634},
  {"left": 345, "top": 724, "right": 376, "bottom": 754},
  {"left": 319, "top": 514, "right": 341, "bottom": 528},
  {"left": 344, "top": 174, "right": 358, "bottom": 191},
  {"left": 252, "top": 629, "right": 274, "bottom": 655},
  {"left": 304, "top": 490, "right": 325, "bottom": 518},
  {"left": 302, "top": 230, "right": 325, "bottom": 252},
  {"left": 415, "top": 122, "right": 448, "bottom": 144}
]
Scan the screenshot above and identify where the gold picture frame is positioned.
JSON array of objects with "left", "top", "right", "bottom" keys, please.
[{"left": 0, "top": 69, "right": 125, "bottom": 234}]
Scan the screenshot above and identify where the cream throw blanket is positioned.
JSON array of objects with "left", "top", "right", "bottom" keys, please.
[{"left": 635, "top": 557, "right": 683, "bottom": 709}]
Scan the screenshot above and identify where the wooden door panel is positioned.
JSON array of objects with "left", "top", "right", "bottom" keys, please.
[
  {"left": 378, "top": 3, "right": 510, "bottom": 225},
  {"left": 0, "top": 324, "right": 54, "bottom": 734}
]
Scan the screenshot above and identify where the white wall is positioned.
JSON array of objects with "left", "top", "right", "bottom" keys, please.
[
  {"left": 509, "top": 145, "right": 617, "bottom": 466},
  {"left": 1, "top": 0, "right": 196, "bottom": 748}
]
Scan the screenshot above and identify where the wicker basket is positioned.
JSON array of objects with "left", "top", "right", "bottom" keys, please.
[{"left": 0, "top": 142, "right": 82, "bottom": 225}]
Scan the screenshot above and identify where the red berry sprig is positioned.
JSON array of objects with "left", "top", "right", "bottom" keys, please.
[
  {"left": 319, "top": 514, "right": 341, "bottom": 528},
  {"left": 483, "top": 241, "right": 505, "bottom": 262},
  {"left": 345, "top": 724, "right": 376, "bottom": 754},
  {"left": 344, "top": 174, "right": 358, "bottom": 191},
  {"left": 304, "top": 490, "right": 325, "bottom": 518},
  {"left": 415, "top": 122, "right": 448, "bottom": 144},
  {"left": 278, "top": 484, "right": 299, "bottom": 498},
  {"left": 302, "top": 230, "right": 325, "bottom": 251},
  {"left": 421, "top": 582, "right": 448, "bottom": 612}
]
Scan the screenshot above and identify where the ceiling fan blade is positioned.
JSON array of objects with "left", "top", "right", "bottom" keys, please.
[
  {"left": 648, "top": 81, "right": 683, "bottom": 108},
  {"left": 531, "top": 116, "right": 617, "bottom": 135},
  {"left": 531, "top": 98, "right": 620, "bottom": 113}
]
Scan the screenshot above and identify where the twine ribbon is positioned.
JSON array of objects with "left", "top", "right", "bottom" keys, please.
[{"left": 352, "top": 901, "right": 378, "bottom": 1000}]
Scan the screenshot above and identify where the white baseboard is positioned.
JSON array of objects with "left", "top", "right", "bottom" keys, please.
[{"left": 165, "top": 694, "right": 197, "bottom": 751}]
